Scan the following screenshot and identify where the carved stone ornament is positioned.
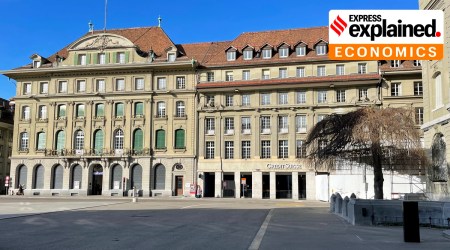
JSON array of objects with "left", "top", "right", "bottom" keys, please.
[
  {"left": 85, "top": 35, "right": 119, "bottom": 51},
  {"left": 430, "top": 132, "right": 449, "bottom": 182}
]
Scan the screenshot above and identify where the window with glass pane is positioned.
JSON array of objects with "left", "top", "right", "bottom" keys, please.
[
  {"left": 155, "top": 130, "right": 165, "bottom": 149},
  {"left": 296, "top": 140, "right": 306, "bottom": 158},
  {"left": 74, "top": 130, "right": 84, "bottom": 150},
  {"left": 207, "top": 72, "right": 214, "bottom": 82},
  {"left": 205, "top": 141, "right": 215, "bottom": 159},
  {"left": 225, "top": 141, "right": 234, "bottom": 159},
  {"left": 391, "top": 83, "right": 401, "bottom": 96},
  {"left": 176, "top": 76, "right": 185, "bottom": 89},
  {"left": 262, "top": 49, "right": 272, "bottom": 59},
  {"left": 176, "top": 101, "right": 185, "bottom": 117},
  {"left": 415, "top": 107, "right": 424, "bottom": 125},
  {"left": 317, "top": 66, "right": 326, "bottom": 76},
  {"left": 205, "top": 118, "right": 215, "bottom": 134},
  {"left": 317, "top": 91, "right": 327, "bottom": 103},
  {"left": 116, "top": 79, "right": 125, "bottom": 91},
  {"left": 76, "top": 104, "right": 85, "bottom": 118},
  {"left": 78, "top": 54, "right": 87, "bottom": 65},
  {"left": 133, "top": 129, "right": 143, "bottom": 152},
  {"left": 168, "top": 53, "right": 176, "bottom": 62},
  {"left": 260, "top": 116, "right": 271, "bottom": 133},
  {"left": 296, "top": 67, "right": 305, "bottom": 77},
  {"left": 261, "top": 140, "right": 271, "bottom": 158},
  {"left": 157, "top": 77, "right": 166, "bottom": 90},
  {"left": 114, "top": 129, "right": 124, "bottom": 150},
  {"left": 278, "top": 116, "right": 288, "bottom": 133},
  {"left": 117, "top": 52, "right": 125, "bottom": 63},
  {"left": 435, "top": 73, "right": 442, "bottom": 108},
  {"left": 391, "top": 60, "right": 400, "bottom": 67},
  {"left": 77, "top": 80, "right": 86, "bottom": 92},
  {"left": 55, "top": 131, "right": 65, "bottom": 151},
  {"left": 242, "top": 141, "right": 251, "bottom": 159},
  {"left": 227, "top": 51, "right": 236, "bottom": 61},
  {"left": 175, "top": 129, "right": 185, "bottom": 149},
  {"left": 242, "top": 94, "right": 250, "bottom": 106},
  {"left": 243, "top": 50, "right": 253, "bottom": 60},
  {"left": 98, "top": 53, "right": 106, "bottom": 64},
  {"left": 316, "top": 44, "right": 327, "bottom": 55},
  {"left": 358, "top": 63, "right": 367, "bottom": 74},
  {"left": 37, "top": 132, "right": 46, "bottom": 150},
  {"left": 20, "top": 132, "right": 28, "bottom": 150},
  {"left": 40, "top": 82, "right": 48, "bottom": 94},
  {"left": 135, "top": 78, "right": 144, "bottom": 90},
  {"left": 135, "top": 102, "right": 144, "bottom": 116},
  {"left": 226, "top": 71, "right": 234, "bottom": 81},
  {"left": 241, "top": 117, "right": 251, "bottom": 134},
  {"left": 413, "top": 60, "right": 421, "bottom": 67},
  {"left": 157, "top": 102, "right": 166, "bottom": 117},
  {"left": 96, "top": 79, "right": 105, "bottom": 92},
  {"left": 278, "top": 92, "right": 288, "bottom": 105},
  {"left": 22, "top": 106, "right": 30, "bottom": 120},
  {"left": 296, "top": 115, "right": 307, "bottom": 133},
  {"left": 279, "top": 47, "right": 289, "bottom": 58},
  {"left": 261, "top": 93, "right": 270, "bottom": 105},
  {"left": 38, "top": 106, "right": 47, "bottom": 119},
  {"left": 336, "top": 65, "right": 345, "bottom": 75},
  {"left": 242, "top": 70, "right": 250, "bottom": 80},
  {"left": 296, "top": 46, "right": 306, "bottom": 56},
  {"left": 23, "top": 83, "right": 31, "bottom": 95},
  {"left": 297, "top": 91, "right": 306, "bottom": 104},
  {"left": 93, "top": 130, "right": 103, "bottom": 155},
  {"left": 279, "top": 68, "right": 288, "bottom": 78},
  {"left": 336, "top": 90, "right": 346, "bottom": 103},
  {"left": 115, "top": 103, "right": 124, "bottom": 117},
  {"left": 359, "top": 88, "right": 368, "bottom": 100},
  {"left": 414, "top": 82, "right": 423, "bottom": 96},
  {"left": 225, "top": 118, "right": 234, "bottom": 134},
  {"left": 206, "top": 95, "right": 215, "bottom": 107},
  {"left": 226, "top": 95, "right": 233, "bottom": 106},
  {"left": 278, "top": 140, "right": 288, "bottom": 158},
  {"left": 262, "top": 69, "right": 270, "bottom": 79},
  {"left": 58, "top": 105, "right": 66, "bottom": 118},
  {"left": 95, "top": 104, "right": 104, "bottom": 117}
]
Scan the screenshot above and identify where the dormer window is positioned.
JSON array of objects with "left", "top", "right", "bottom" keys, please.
[
  {"left": 168, "top": 53, "right": 176, "bottom": 62},
  {"left": 227, "top": 51, "right": 236, "bottom": 61},
  {"left": 413, "top": 60, "right": 421, "bottom": 67},
  {"left": 279, "top": 47, "right": 289, "bottom": 58},
  {"left": 33, "top": 61, "right": 41, "bottom": 68},
  {"left": 78, "top": 54, "right": 87, "bottom": 65},
  {"left": 316, "top": 44, "right": 327, "bottom": 55},
  {"left": 98, "top": 53, "right": 106, "bottom": 64},
  {"left": 262, "top": 48, "right": 272, "bottom": 59},
  {"left": 391, "top": 60, "right": 401, "bottom": 68},
  {"left": 116, "top": 52, "right": 125, "bottom": 63},
  {"left": 296, "top": 45, "right": 306, "bottom": 56},
  {"left": 243, "top": 49, "right": 253, "bottom": 60}
]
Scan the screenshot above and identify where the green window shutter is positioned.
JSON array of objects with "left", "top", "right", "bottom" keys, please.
[
  {"left": 56, "top": 131, "right": 65, "bottom": 151},
  {"left": 133, "top": 129, "right": 143, "bottom": 151},
  {"left": 175, "top": 129, "right": 185, "bottom": 149},
  {"left": 135, "top": 102, "right": 143, "bottom": 116},
  {"left": 93, "top": 54, "right": 98, "bottom": 64},
  {"left": 156, "top": 130, "right": 165, "bottom": 149},
  {"left": 94, "top": 130, "right": 104, "bottom": 154},
  {"left": 86, "top": 54, "right": 91, "bottom": 64},
  {"left": 106, "top": 53, "right": 110, "bottom": 64},
  {"left": 74, "top": 53, "right": 78, "bottom": 65},
  {"left": 38, "top": 132, "right": 46, "bottom": 150},
  {"left": 96, "top": 104, "right": 104, "bottom": 117},
  {"left": 125, "top": 51, "right": 130, "bottom": 63},
  {"left": 112, "top": 52, "right": 117, "bottom": 63},
  {"left": 116, "top": 103, "right": 124, "bottom": 116}
]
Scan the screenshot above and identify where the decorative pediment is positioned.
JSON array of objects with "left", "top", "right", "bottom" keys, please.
[
  {"left": 68, "top": 33, "right": 135, "bottom": 51},
  {"left": 313, "top": 39, "right": 328, "bottom": 47}
]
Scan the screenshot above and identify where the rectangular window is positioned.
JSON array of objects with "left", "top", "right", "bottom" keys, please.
[
  {"left": 96, "top": 104, "right": 105, "bottom": 117},
  {"left": 296, "top": 67, "right": 305, "bottom": 77},
  {"left": 225, "top": 141, "right": 234, "bottom": 159},
  {"left": 227, "top": 51, "right": 236, "bottom": 61},
  {"left": 261, "top": 93, "right": 270, "bottom": 105},
  {"left": 278, "top": 92, "right": 288, "bottom": 105},
  {"left": 58, "top": 105, "right": 66, "bottom": 118},
  {"left": 279, "top": 68, "right": 288, "bottom": 78},
  {"left": 278, "top": 140, "right": 288, "bottom": 158},
  {"left": 336, "top": 65, "right": 345, "bottom": 75},
  {"left": 414, "top": 81, "right": 423, "bottom": 96},
  {"left": 358, "top": 63, "right": 367, "bottom": 74},
  {"left": 96, "top": 79, "right": 105, "bottom": 92},
  {"left": 260, "top": 116, "right": 271, "bottom": 134},
  {"left": 225, "top": 95, "right": 234, "bottom": 107},
  {"left": 241, "top": 117, "right": 251, "bottom": 134},
  {"left": 205, "top": 141, "right": 215, "bottom": 159},
  {"left": 206, "top": 95, "right": 215, "bottom": 107},
  {"left": 115, "top": 103, "right": 124, "bottom": 117},
  {"left": 241, "top": 94, "right": 250, "bottom": 106},
  {"left": 318, "top": 91, "right": 327, "bottom": 103},
  {"left": 278, "top": 116, "right": 288, "bottom": 133},
  {"left": 115, "top": 79, "right": 125, "bottom": 91},
  {"left": 242, "top": 141, "right": 251, "bottom": 159},
  {"left": 157, "top": 77, "right": 166, "bottom": 90},
  {"left": 225, "top": 118, "right": 234, "bottom": 134},
  {"left": 415, "top": 107, "right": 424, "bottom": 125},
  {"left": 176, "top": 76, "right": 185, "bottom": 89},
  {"left": 243, "top": 50, "right": 253, "bottom": 60},
  {"left": 261, "top": 140, "right": 271, "bottom": 158},
  {"left": 226, "top": 71, "right": 234, "bottom": 81},
  {"left": 22, "top": 106, "right": 30, "bottom": 120},
  {"left": 336, "top": 90, "right": 346, "bottom": 103},
  {"left": 76, "top": 104, "right": 85, "bottom": 118},
  {"left": 296, "top": 46, "right": 306, "bottom": 56},
  {"left": 40, "top": 82, "right": 48, "bottom": 94},
  {"left": 38, "top": 105, "right": 47, "bottom": 119},
  {"left": 77, "top": 80, "right": 86, "bottom": 92},
  {"left": 262, "top": 49, "right": 272, "bottom": 59},
  {"left": 316, "top": 45, "right": 327, "bottom": 55},
  {"left": 135, "top": 78, "right": 144, "bottom": 90},
  {"left": 205, "top": 118, "right": 215, "bottom": 135},
  {"left": 391, "top": 83, "right": 401, "bottom": 96},
  {"left": 207, "top": 72, "right": 215, "bottom": 82},
  {"left": 157, "top": 102, "right": 166, "bottom": 117},
  {"left": 296, "top": 91, "right": 306, "bottom": 104},
  {"left": 262, "top": 69, "right": 270, "bottom": 80},
  {"left": 117, "top": 52, "right": 125, "bottom": 63},
  {"left": 98, "top": 53, "right": 106, "bottom": 64},
  {"left": 391, "top": 60, "right": 400, "bottom": 67},
  {"left": 296, "top": 140, "right": 307, "bottom": 158},
  {"left": 168, "top": 53, "right": 176, "bottom": 62},
  {"left": 296, "top": 115, "right": 307, "bottom": 133},
  {"left": 317, "top": 66, "right": 326, "bottom": 76},
  {"left": 242, "top": 70, "right": 250, "bottom": 80},
  {"left": 279, "top": 47, "right": 289, "bottom": 58},
  {"left": 23, "top": 83, "right": 31, "bottom": 95},
  {"left": 78, "top": 54, "right": 87, "bottom": 65},
  {"left": 359, "top": 88, "right": 368, "bottom": 101}
]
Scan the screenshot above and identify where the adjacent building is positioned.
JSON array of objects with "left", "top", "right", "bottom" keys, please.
[{"left": 0, "top": 98, "right": 13, "bottom": 193}]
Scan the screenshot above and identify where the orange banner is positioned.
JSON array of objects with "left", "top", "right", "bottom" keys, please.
[{"left": 329, "top": 44, "right": 443, "bottom": 60}]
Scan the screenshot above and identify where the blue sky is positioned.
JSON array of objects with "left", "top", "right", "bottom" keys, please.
[{"left": 0, "top": 0, "right": 418, "bottom": 99}]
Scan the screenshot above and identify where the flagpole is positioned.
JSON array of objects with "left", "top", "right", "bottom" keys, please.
[{"left": 104, "top": 0, "right": 108, "bottom": 32}]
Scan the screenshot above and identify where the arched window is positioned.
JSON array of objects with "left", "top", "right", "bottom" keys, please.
[
  {"left": 52, "top": 165, "right": 63, "bottom": 189},
  {"left": 155, "top": 129, "right": 166, "bottom": 149},
  {"left": 175, "top": 129, "right": 185, "bottom": 149},
  {"left": 157, "top": 102, "right": 166, "bottom": 118},
  {"left": 74, "top": 130, "right": 84, "bottom": 150},
  {"left": 133, "top": 129, "right": 143, "bottom": 152},
  {"left": 110, "top": 165, "right": 123, "bottom": 189},
  {"left": 435, "top": 72, "right": 442, "bottom": 108},
  {"left": 115, "top": 103, "right": 124, "bottom": 117},
  {"left": 20, "top": 132, "right": 29, "bottom": 151},
  {"left": 131, "top": 165, "right": 142, "bottom": 190},
  {"left": 154, "top": 164, "right": 166, "bottom": 189},
  {"left": 76, "top": 104, "right": 85, "bottom": 118},
  {"left": 114, "top": 129, "right": 124, "bottom": 150},
  {"left": 135, "top": 102, "right": 144, "bottom": 116},
  {"left": 36, "top": 132, "right": 46, "bottom": 150},
  {"left": 33, "top": 165, "right": 44, "bottom": 189},
  {"left": 71, "top": 165, "right": 82, "bottom": 189},
  {"left": 57, "top": 104, "right": 66, "bottom": 118},
  {"left": 93, "top": 130, "right": 104, "bottom": 155},
  {"left": 175, "top": 101, "right": 185, "bottom": 117},
  {"left": 22, "top": 106, "right": 30, "bottom": 120},
  {"left": 17, "top": 165, "right": 27, "bottom": 188},
  {"left": 55, "top": 130, "right": 65, "bottom": 151}
]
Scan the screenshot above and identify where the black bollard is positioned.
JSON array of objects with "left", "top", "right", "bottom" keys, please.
[{"left": 403, "top": 201, "right": 420, "bottom": 242}]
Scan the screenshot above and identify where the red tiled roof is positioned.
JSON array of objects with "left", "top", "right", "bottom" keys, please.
[
  {"left": 197, "top": 73, "right": 381, "bottom": 89},
  {"left": 379, "top": 60, "right": 422, "bottom": 72}
]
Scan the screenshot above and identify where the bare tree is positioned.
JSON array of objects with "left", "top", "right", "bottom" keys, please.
[{"left": 305, "top": 107, "right": 427, "bottom": 199}]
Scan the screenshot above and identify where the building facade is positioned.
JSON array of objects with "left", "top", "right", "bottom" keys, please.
[{"left": 0, "top": 99, "right": 13, "bottom": 194}]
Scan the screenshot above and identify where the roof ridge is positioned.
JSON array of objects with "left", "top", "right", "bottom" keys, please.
[
  {"left": 241, "top": 26, "right": 327, "bottom": 35},
  {"left": 179, "top": 41, "right": 232, "bottom": 46},
  {"left": 93, "top": 26, "right": 157, "bottom": 32}
]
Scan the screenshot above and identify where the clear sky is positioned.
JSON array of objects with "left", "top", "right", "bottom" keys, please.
[{"left": 0, "top": 0, "right": 418, "bottom": 99}]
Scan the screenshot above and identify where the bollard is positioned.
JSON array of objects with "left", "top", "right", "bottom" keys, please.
[{"left": 403, "top": 201, "right": 420, "bottom": 242}]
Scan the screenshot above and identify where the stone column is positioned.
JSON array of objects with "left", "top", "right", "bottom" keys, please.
[
  {"left": 103, "top": 162, "right": 110, "bottom": 196},
  {"left": 215, "top": 171, "right": 222, "bottom": 198},
  {"left": 306, "top": 172, "right": 317, "bottom": 200},
  {"left": 252, "top": 171, "right": 262, "bottom": 199},
  {"left": 270, "top": 171, "right": 276, "bottom": 199},
  {"left": 234, "top": 171, "right": 241, "bottom": 198},
  {"left": 292, "top": 171, "right": 299, "bottom": 200}
]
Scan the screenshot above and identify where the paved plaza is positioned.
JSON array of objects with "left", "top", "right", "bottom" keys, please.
[{"left": 0, "top": 197, "right": 448, "bottom": 249}]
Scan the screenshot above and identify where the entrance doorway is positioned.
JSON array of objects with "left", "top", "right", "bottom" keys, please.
[
  {"left": 241, "top": 173, "right": 252, "bottom": 198},
  {"left": 223, "top": 173, "right": 235, "bottom": 198},
  {"left": 262, "top": 173, "right": 270, "bottom": 199},
  {"left": 175, "top": 176, "right": 183, "bottom": 196},
  {"left": 204, "top": 172, "right": 215, "bottom": 197},
  {"left": 92, "top": 165, "right": 103, "bottom": 195},
  {"left": 298, "top": 174, "right": 306, "bottom": 199},
  {"left": 276, "top": 173, "right": 292, "bottom": 199}
]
